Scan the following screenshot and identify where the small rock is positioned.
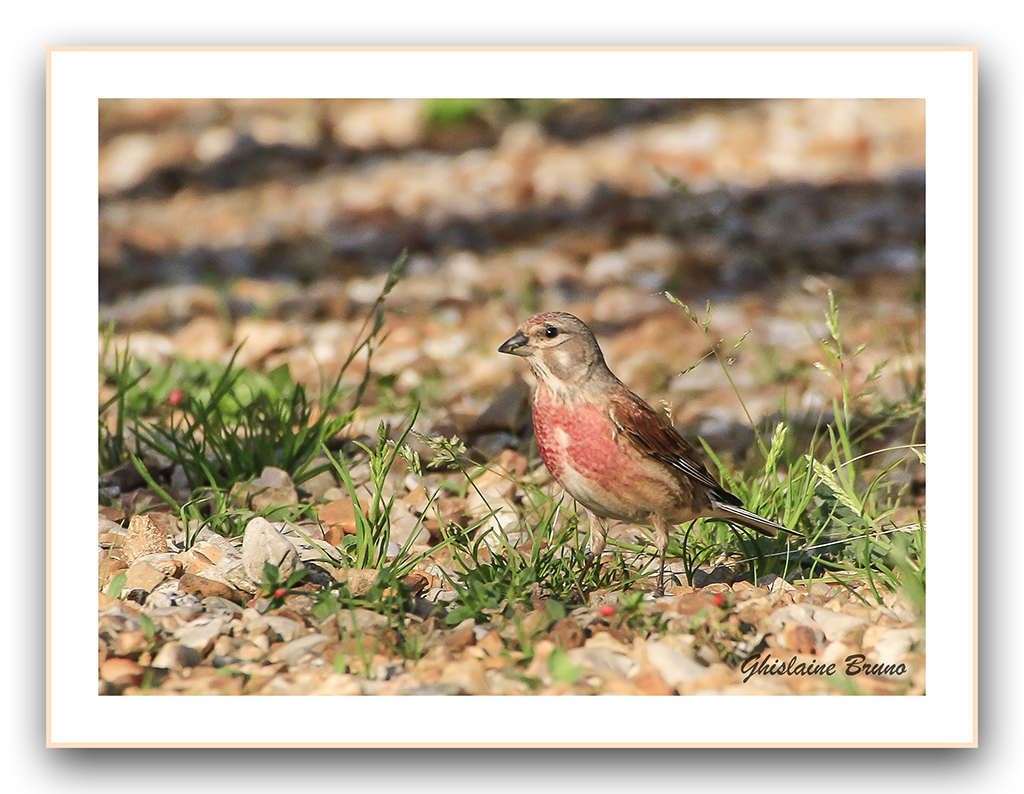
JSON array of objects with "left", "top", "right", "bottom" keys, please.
[
  {"left": 99, "top": 657, "right": 144, "bottom": 687},
  {"left": 201, "top": 596, "right": 244, "bottom": 617},
  {"left": 550, "top": 617, "right": 585, "bottom": 650},
  {"left": 767, "top": 604, "right": 868, "bottom": 643},
  {"left": 147, "top": 578, "right": 197, "bottom": 605},
  {"left": 809, "top": 581, "right": 840, "bottom": 599},
  {"left": 464, "top": 468, "right": 517, "bottom": 518},
  {"left": 333, "top": 568, "right": 379, "bottom": 596},
  {"left": 439, "top": 660, "right": 489, "bottom": 695},
  {"left": 233, "top": 466, "right": 299, "bottom": 511},
  {"left": 248, "top": 615, "right": 305, "bottom": 643},
  {"left": 268, "top": 633, "right": 333, "bottom": 664},
  {"left": 782, "top": 623, "right": 822, "bottom": 654},
  {"left": 173, "top": 315, "right": 228, "bottom": 361},
  {"left": 98, "top": 505, "right": 126, "bottom": 523},
  {"left": 234, "top": 638, "right": 269, "bottom": 661},
  {"left": 444, "top": 619, "right": 477, "bottom": 653},
  {"left": 318, "top": 498, "right": 364, "bottom": 544},
  {"left": 321, "top": 486, "right": 350, "bottom": 503},
  {"left": 113, "top": 630, "right": 150, "bottom": 658},
  {"left": 492, "top": 448, "right": 529, "bottom": 478},
  {"left": 757, "top": 574, "right": 799, "bottom": 593},
  {"left": 568, "top": 646, "right": 635, "bottom": 678},
  {"left": 297, "top": 458, "right": 337, "bottom": 502},
  {"left": 177, "top": 548, "right": 216, "bottom": 575},
  {"left": 241, "top": 517, "right": 304, "bottom": 583},
  {"left": 139, "top": 554, "right": 183, "bottom": 577},
  {"left": 188, "top": 534, "right": 238, "bottom": 563},
  {"left": 98, "top": 517, "right": 126, "bottom": 544},
  {"left": 287, "top": 532, "right": 344, "bottom": 566},
  {"left": 151, "top": 642, "right": 203, "bottom": 670},
  {"left": 820, "top": 641, "right": 856, "bottom": 667},
  {"left": 124, "top": 560, "right": 170, "bottom": 592},
  {"left": 121, "top": 514, "right": 170, "bottom": 565},
  {"left": 692, "top": 566, "right": 733, "bottom": 588},
  {"left": 179, "top": 572, "right": 246, "bottom": 603},
  {"left": 401, "top": 572, "right": 432, "bottom": 596},
  {"left": 387, "top": 500, "right": 430, "bottom": 548},
  {"left": 173, "top": 614, "right": 231, "bottom": 654},
  {"left": 98, "top": 555, "right": 128, "bottom": 587},
  {"left": 477, "top": 630, "right": 505, "bottom": 656},
  {"left": 198, "top": 557, "right": 260, "bottom": 595},
  {"left": 101, "top": 460, "right": 146, "bottom": 493},
  {"left": 870, "top": 627, "right": 924, "bottom": 667},
  {"left": 468, "top": 379, "right": 532, "bottom": 438},
  {"left": 644, "top": 640, "right": 708, "bottom": 687},
  {"left": 337, "top": 608, "right": 391, "bottom": 635},
  {"left": 402, "top": 485, "right": 431, "bottom": 514},
  {"left": 630, "top": 663, "right": 675, "bottom": 696},
  {"left": 143, "top": 606, "right": 200, "bottom": 633}
]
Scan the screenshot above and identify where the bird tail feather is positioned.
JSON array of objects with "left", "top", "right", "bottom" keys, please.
[{"left": 711, "top": 503, "right": 801, "bottom": 538}]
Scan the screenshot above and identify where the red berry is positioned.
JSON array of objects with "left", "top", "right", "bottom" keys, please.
[
  {"left": 599, "top": 604, "right": 615, "bottom": 617},
  {"left": 273, "top": 588, "right": 288, "bottom": 598},
  {"left": 168, "top": 388, "right": 184, "bottom": 405},
  {"left": 711, "top": 593, "right": 726, "bottom": 607}
]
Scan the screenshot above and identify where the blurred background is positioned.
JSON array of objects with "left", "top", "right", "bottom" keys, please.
[{"left": 98, "top": 97, "right": 924, "bottom": 495}]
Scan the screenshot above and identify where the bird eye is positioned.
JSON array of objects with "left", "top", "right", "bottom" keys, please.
[{"left": 544, "top": 326, "right": 559, "bottom": 339}]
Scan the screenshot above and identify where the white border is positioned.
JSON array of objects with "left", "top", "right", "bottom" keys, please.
[{"left": 50, "top": 48, "right": 974, "bottom": 746}]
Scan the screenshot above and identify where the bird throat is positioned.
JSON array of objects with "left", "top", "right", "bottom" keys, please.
[{"left": 527, "top": 345, "right": 607, "bottom": 400}]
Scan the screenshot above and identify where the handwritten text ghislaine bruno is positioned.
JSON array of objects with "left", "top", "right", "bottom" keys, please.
[{"left": 740, "top": 653, "right": 908, "bottom": 684}]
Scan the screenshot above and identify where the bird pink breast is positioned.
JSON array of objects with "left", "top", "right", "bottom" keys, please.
[{"left": 532, "top": 388, "right": 645, "bottom": 499}]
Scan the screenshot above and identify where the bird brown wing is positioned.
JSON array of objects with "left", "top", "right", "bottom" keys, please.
[{"left": 608, "top": 389, "right": 742, "bottom": 507}]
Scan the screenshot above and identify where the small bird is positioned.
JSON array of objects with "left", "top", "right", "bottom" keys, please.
[{"left": 499, "top": 311, "right": 799, "bottom": 596}]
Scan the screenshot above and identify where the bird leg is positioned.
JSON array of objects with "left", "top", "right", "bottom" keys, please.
[
  {"left": 574, "top": 512, "right": 608, "bottom": 603},
  {"left": 652, "top": 515, "right": 671, "bottom": 597}
]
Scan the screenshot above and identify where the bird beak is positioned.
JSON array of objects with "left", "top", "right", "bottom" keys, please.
[{"left": 498, "top": 331, "right": 529, "bottom": 356}]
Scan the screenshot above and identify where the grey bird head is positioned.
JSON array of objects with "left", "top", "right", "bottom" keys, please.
[{"left": 499, "top": 311, "right": 613, "bottom": 395}]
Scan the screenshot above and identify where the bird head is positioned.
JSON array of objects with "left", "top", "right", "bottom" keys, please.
[{"left": 499, "top": 312, "right": 612, "bottom": 395}]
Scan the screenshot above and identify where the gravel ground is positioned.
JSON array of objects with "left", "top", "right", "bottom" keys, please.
[{"left": 98, "top": 98, "right": 926, "bottom": 696}]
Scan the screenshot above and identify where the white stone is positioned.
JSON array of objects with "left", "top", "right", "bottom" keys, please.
[
  {"left": 173, "top": 614, "right": 231, "bottom": 654},
  {"left": 645, "top": 640, "right": 709, "bottom": 687},
  {"left": 241, "top": 517, "right": 304, "bottom": 583}
]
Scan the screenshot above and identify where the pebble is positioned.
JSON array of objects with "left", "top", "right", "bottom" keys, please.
[
  {"left": 768, "top": 604, "right": 869, "bottom": 643},
  {"left": 268, "top": 634, "right": 333, "bottom": 664},
  {"left": 241, "top": 517, "right": 304, "bottom": 582},
  {"left": 318, "top": 498, "right": 363, "bottom": 546},
  {"left": 124, "top": 560, "right": 170, "bottom": 592},
  {"left": 100, "top": 658, "right": 145, "bottom": 687},
  {"left": 201, "top": 597, "right": 245, "bottom": 617},
  {"left": 98, "top": 517, "right": 126, "bottom": 546},
  {"left": 297, "top": 458, "right": 338, "bottom": 502},
  {"left": 113, "top": 630, "right": 150, "bottom": 658},
  {"left": 439, "top": 661, "right": 489, "bottom": 695},
  {"left": 152, "top": 642, "right": 204, "bottom": 670},
  {"left": 332, "top": 568, "right": 379, "bottom": 596},
  {"left": 248, "top": 615, "right": 305, "bottom": 643},
  {"left": 197, "top": 557, "right": 259, "bottom": 595},
  {"left": 644, "top": 640, "right": 708, "bottom": 687},
  {"left": 869, "top": 627, "right": 924, "bottom": 667},
  {"left": 173, "top": 614, "right": 232, "bottom": 654},
  {"left": 121, "top": 514, "right": 170, "bottom": 565},
  {"left": 568, "top": 646, "right": 636, "bottom": 679},
  {"left": 179, "top": 573, "right": 246, "bottom": 603}
]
